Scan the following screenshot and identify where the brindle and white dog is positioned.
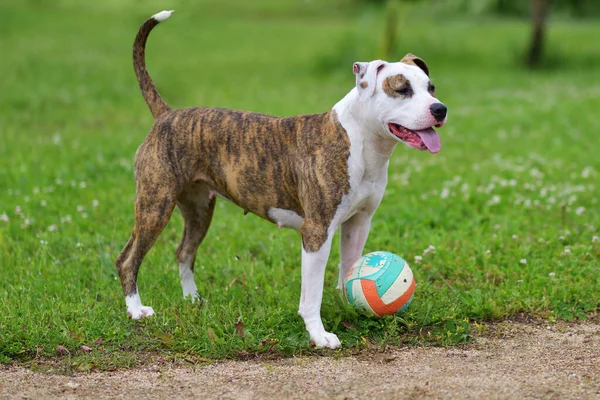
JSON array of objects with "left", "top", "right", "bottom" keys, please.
[{"left": 116, "top": 10, "right": 447, "bottom": 349}]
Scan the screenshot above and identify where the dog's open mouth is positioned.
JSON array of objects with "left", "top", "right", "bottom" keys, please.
[{"left": 388, "top": 123, "right": 441, "bottom": 154}]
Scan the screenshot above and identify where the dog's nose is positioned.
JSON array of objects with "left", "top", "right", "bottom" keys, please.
[{"left": 429, "top": 103, "right": 447, "bottom": 122}]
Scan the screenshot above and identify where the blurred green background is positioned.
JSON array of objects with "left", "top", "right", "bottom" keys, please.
[{"left": 1, "top": 0, "right": 599, "bottom": 365}]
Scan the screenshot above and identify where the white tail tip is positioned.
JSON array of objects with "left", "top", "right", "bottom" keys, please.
[{"left": 152, "top": 10, "right": 174, "bottom": 22}]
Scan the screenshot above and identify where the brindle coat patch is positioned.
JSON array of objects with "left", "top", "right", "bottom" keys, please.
[
  {"left": 133, "top": 19, "right": 170, "bottom": 118},
  {"left": 382, "top": 74, "right": 412, "bottom": 98},
  {"left": 400, "top": 53, "right": 430, "bottom": 77},
  {"left": 150, "top": 108, "right": 351, "bottom": 249}
]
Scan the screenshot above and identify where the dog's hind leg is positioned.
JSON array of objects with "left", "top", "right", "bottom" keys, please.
[
  {"left": 115, "top": 179, "right": 177, "bottom": 319},
  {"left": 175, "top": 182, "right": 216, "bottom": 301}
]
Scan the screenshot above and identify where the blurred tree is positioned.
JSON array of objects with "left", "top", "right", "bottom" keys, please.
[
  {"left": 380, "top": 0, "right": 399, "bottom": 60},
  {"left": 378, "top": 0, "right": 415, "bottom": 60},
  {"left": 527, "top": 0, "right": 551, "bottom": 67}
]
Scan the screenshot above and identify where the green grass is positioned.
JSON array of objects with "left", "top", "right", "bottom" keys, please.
[{"left": 1, "top": 0, "right": 599, "bottom": 367}]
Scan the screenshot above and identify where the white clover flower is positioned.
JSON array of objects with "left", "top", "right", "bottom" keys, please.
[
  {"left": 549, "top": 272, "right": 556, "bottom": 278},
  {"left": 48, "top": 225, "right": 57, "bottom": 232},
  {"left": 592, "top": 236, "right": 599, "bottom": 243},
  {"left": 92, "top": 199, "right": 99, "bottom": 208},
  {"left": 487, "top": 195, "right": 501, "bottom": 206},
  {"left": 76, "top": 242, "right": 83, "bottom": 248},
  {"left": 440, "top": 188, "right": 450, "bottom": 199},
  {"left": 79, "top": 181, "right": 87, "bottom": 189},
  {"left": 81, "top": 213, "right": 88, "bottom": 219},
  {"left": 76, "top": 205, "right": 84, "bottom": 212},
  {"left": 512, "top": 234, "right": 519, "bottom": 240},
  {"left": 575, "top": 207, "right": 586, "bottom": 215},
  {"left": 414, "top": 255, "right": 423, "bottom": 264},
  {"left": 40, "top": 239, "right": 47, "bottom": 245},
  {"left": 60, "top": 215, "right": 72, "bottom": 224},
  {"left": 33, "top": 187, "right": 40, "bottom": 195},
  {"left": 519, "top": 259, "right": 527, "bottom": 265},
  {"left": 40, "top": 200, "right": 47, "bottom": 207},
  {"left": 423, "top": 245, "right": 436, "bottom": 256},
  {"left": 0, "top": 213, "right": 8, "bottom": 222},
  {"left": 581, "top": 167, "right": 594, "bottom": 179}
]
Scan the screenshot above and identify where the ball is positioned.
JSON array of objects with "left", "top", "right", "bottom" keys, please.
[{"left": 344, "top": 251, "right": 415, "bottom": 317}]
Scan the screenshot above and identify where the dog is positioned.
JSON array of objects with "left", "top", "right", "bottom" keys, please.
[{"left": 115, "top": 10, "right": 447, "bottom": 349}]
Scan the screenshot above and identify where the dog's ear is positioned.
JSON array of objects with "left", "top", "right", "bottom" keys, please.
[
  {"left": 353, "top": 60, "right": 386, "bottom": 98},
  {"left": 400, "top": 53, "right": 429, "bottom": 77}
]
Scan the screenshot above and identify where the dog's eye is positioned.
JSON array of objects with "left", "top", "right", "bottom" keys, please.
[
  {"left": 428, "top": 83, "right": 436, "bottom": 94},
  {"left": 395, "top": 87, "right": 412, "bottom": 96}
]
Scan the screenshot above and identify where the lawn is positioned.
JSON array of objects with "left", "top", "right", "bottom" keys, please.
[{"left": 1, "top": 0, "right": 599, "bottom": 367}]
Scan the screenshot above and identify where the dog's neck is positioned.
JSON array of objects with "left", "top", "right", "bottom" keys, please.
[{"left": 333, "top": 89, "right": 397, "bottom": 174}]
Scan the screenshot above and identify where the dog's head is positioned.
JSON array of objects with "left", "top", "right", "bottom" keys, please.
[{"left": 352, "top": 54, "right": 446, "bottom": 154}]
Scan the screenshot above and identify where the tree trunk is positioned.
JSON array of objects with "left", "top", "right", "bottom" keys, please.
[
  {"left": 380, "top": 1, "right": 399, "bottom": 60},
  {"left": 527, "top": 0, "right": 551, "bottom": 67}
]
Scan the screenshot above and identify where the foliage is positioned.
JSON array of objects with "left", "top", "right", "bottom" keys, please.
[{"left": 363, "top": 0, "right": 600, "bottom": 18}]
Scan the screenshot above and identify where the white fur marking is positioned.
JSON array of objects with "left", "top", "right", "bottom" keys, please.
[
  {"left": 268, "top": 208, "right": 303, "bottom": 231},
  {"left": 152, "top": 10, "right": 174, "bottom": 22},
  {"left": 179, "top": 257, "right": 199, "bottom": 301},
  {"left": 125, "top": 292, "right": 154, "bottom": 320}
]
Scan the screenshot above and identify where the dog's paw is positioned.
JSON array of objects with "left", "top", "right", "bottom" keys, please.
[
  {"left": 183, "top": 291, "right": 200, "bottom": 303},
  {"left": 310, "top": 330, "right": 341, "bottom": 349},
  {"left": 127, "top": 306, "right": 155, "bottom": 320}
]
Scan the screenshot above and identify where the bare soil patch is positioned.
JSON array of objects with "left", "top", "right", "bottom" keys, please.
[{"left": 1, "top": 321, "right": 599, "bottom": 399}]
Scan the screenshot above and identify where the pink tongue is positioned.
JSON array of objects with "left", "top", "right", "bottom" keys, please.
[{"left": 415, "top": 128, "right": 441, "bottom": 154}]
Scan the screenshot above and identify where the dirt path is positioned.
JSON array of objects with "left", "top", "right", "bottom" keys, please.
[{"left": 1, "top": 322, "right": 599, "bottom": 400}]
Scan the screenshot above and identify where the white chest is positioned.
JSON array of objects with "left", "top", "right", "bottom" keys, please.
[{"left": 339, "top": 161, "right": 389, "bottom": 223}]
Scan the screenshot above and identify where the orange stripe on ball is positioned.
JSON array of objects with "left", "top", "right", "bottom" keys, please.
[{"left": 361, "top": 277, "right": 416, "bottom": 316}]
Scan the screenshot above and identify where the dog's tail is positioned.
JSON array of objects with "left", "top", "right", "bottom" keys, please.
[{"left": 133, "top": 10, "right": 173, "bottom": 118}]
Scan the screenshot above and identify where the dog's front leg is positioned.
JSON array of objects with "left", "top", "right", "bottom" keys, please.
[
  {"left": 338, "top": 211, "right": 373, "bottom": 289},
  {"left": 298, "top": 228, "right": 341, "bottom": 349}
]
